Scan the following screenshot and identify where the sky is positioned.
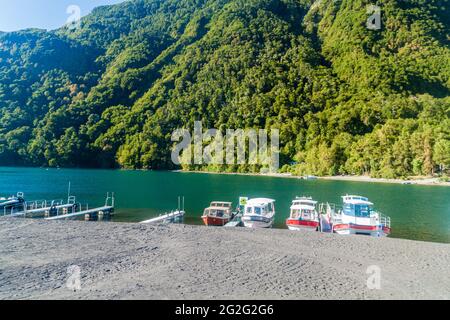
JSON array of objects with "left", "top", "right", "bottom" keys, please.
[{"left": 0, "top": 0, "right": 127, "bottom": 32}]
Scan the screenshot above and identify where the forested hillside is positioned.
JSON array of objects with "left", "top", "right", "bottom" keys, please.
[{"left": 0, "top": 0, "right": 448, "bottom": 178}]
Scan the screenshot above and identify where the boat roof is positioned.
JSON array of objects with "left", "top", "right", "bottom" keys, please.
[
  {"left": 206, "top": 206, "right": 230, "bottom": 210},
  {"left": 210, "top": 201, "right": 232, "bottom": 206},
  {"left": 292, "top": 198, "right": 317, "bottom": 205},
  {"left": 342, "top": 195, "right": 373, "bottom": 205},
  {"left": 246, "top": 198, "right": 275, "bottom": 206}
]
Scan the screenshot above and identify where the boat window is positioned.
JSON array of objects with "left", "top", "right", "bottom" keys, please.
[
  {"left": 246, "top": 207, "right": 252, "bottom": 214},
  {"left": 268, "top": 202, "right": 273, "bottom": 212},
  {"left": 302, "top": 209, "right": 312, "bottom": 219},
  {"left": 355, "top": 205, "right": 370, "bottom": 218},
  {"left": 343, "top": 204, "right": 355, "bottom": 216},
  {"left": 344, "top": 204, "right": 371, "bottom": 217},
  {"left": 254, "top": 207, "right": 261, "bottom": 215}
]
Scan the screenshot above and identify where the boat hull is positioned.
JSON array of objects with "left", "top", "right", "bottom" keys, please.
[
  {"left": 242, "top": 215, "right": 273, "bottom": 228},
  {"left": 202, "top": 215, "right": 230, "bottom": 226},
  {"left": 333, "top": 223, "right": 390, "bottom": 237},
  {"left": 286, "top": 219, "right": 319, "bottom": 231}
]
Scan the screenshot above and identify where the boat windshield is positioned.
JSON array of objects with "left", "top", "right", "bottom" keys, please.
[
  {"left": 291, "top": 209, "right": 314, "bottom": 219},
  {"left": 216, "top": 210, "right": 225, "bottom": 217},
  {"left": 246, "top": 206, "right": 262, "bottom": 215},
  {"left": 343, "top": 204, "right": 371, "bottom": 217},
  {"left": 208, "top": 209, "right": 226, "bottom": 217}
]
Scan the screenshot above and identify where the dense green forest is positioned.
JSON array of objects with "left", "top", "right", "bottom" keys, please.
[{"left": 0, "top": 0, "right": 448, "bottom": 178}]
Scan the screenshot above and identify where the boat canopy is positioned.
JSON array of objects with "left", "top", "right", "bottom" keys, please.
[{"left": 244, "top": 198, "right": 275, "bottom": 216}]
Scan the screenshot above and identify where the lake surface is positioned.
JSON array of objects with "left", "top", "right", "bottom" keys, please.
[{"left": 0, "top": 167, "right": 449, "bottom": 243}]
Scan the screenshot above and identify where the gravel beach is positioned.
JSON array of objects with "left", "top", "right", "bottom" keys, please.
[{"left": 0, "top": 217, "right": 449, "bottom": 300}]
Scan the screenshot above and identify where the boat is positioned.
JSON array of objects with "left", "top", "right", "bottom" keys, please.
[
  {"left": 331, "top": 195, "right": 391, "bottom": 237},
  {"left": 286, "top": 197, "right": 319, "bottom": 231},
  {"left": 0, "top": 192, "right": 25, "bottom": 214},
  {"left": 242, "top": 198, "right": 276, "bottom": 228},
  {"left": 201, "top": 201, "right": 233, "bottom": 226}
]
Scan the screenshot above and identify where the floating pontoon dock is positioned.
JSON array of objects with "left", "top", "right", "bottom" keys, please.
[
  {"left": 140, "top": 197, "right": 185, "bottom": 224},
  {"left": 225, "top": 213, "right": 243, "bottom": 227},
  {"left": 45, "top": 205, "right": 114, "bottom": 221},
  {"left": 44, "top": 193, "right": 115, "bottom": 221},
  {"left": 11, "top": 197, "right": 78, "bottom": 218},
  {"left": 140, "top": 210, "right": 185, "bottom": 224}
]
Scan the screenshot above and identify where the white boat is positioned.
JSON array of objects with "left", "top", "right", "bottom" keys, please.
[
  {"left": 332, "top": 195, "right": 391, "bottom": 237},
  {"left": 0, "top": 192, "right": 25, "bottom": 213},
  {"left": 242, "top": 198, "right": 276, "bottom": 228},
  {"left": 286, "top": 197, "right": 319, "bottom": 231}
]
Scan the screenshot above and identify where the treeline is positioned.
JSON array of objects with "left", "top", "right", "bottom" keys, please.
[{"left": 0, "top": 0, "right": 448, "bottom": 178}]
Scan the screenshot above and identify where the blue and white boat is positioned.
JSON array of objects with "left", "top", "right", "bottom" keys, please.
[
  {"left": 242, "top": 198, "right": 276, "bottom": 228},
  {"left": 332, "top": 195, "right": 391, "bottom": 237}
]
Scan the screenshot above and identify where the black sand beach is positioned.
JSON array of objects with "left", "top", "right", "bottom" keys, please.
[{"left": 0, "top": 217, "right": 449, "bottom": 300}]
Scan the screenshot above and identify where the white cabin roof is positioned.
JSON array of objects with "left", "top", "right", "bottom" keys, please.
[
  {"left": 342, "top": 195, "right": 373, "bottom": 205},
  {"left": 206, "top": 206, "right": 231, "bottom": 211},
  {"left": 246, "top": 198, "right": 275, "bottom": 206},
  {"left": 291, "top": 204, "right": 315, "bottom": 210},
  {"left": 292, "top": 200, "right": 317, "bottom": 205}
]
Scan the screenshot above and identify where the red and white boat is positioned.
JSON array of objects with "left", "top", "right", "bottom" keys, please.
[
  {"left": 286, "top": 197, "right": 320, "bottom": 231},
  {"left": 201, "top": 201, "right": 233, "bottom": 226},
  {"left": 331, "top": 195, "right": 391, "bottom": 237}
]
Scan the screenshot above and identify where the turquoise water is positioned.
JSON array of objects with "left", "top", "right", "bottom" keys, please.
[{"left": 0, "top": 167, "right": 449, "bottom": 243}]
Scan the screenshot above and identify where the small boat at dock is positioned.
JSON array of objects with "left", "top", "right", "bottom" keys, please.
[
  {"left": 286, "top": 197, "right": 319, "bottom": 231},
  {"left": 331, "top": 195, "right": 391, "bottom": 237},
  {"left": 242, "top": 198, "right": 276, "bottom": 228},
  {"left": 201, "top": 201, "right": 233, "bottom": 226},
  {"left": 0, "top": 192, "right": 25, "bottom": 214}
]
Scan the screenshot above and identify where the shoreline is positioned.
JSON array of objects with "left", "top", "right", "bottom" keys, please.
[
  {"left": 2, "top": 165, "right": 448, "bottom": 187},
  {"left": 174, "top": 170, "right": 450, "bottom": 187},
  {"left": 1, "top": 217, "right": 449, "bottom": 300}
]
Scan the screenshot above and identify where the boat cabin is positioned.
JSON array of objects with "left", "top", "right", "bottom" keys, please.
[
  {"left": 290, "top": 197, "right": 317, "bottom": 220},
  {"left": 203, "top": 202, "right": 232, "bottom": 218},
  {"left": 244, "top": 198, "right": 275, "bottom": 217},
  {"left": 342, "top": 195, "right": 374, "bottom": 218}
]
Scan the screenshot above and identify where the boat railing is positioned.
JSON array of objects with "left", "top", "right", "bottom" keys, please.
[
  {"left": 319, "top": 202, "right": 333, "bottom": 215},
  {"left": 379, "top": 213, "right": 391, "bottom": 228}
]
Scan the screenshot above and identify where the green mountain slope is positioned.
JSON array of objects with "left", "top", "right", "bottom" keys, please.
[{"left": 0, "top": 0, "right": 448, "bottom": 178}]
